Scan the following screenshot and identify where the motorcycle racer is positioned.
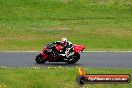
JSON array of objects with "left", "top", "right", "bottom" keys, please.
[
  {"left": 51, "top": 38, "right": 74, "bottom": 58},
  {"left": 36, "top": 38, "right": 85, "bottom": 64}
]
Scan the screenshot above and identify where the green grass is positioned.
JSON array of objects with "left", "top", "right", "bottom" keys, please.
[
  {"left": 0, "top": 0, "right": 132, "bottom": 51},
  {"left": 0, "top": 67, "right": 132, "bottom": 88}
]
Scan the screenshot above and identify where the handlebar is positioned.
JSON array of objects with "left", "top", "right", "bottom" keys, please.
[{"left": 46, "top": 43, "right": 55, "bottom": 49}]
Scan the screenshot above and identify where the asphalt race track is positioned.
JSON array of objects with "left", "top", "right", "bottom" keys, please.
[{"left": 0, "top": 52, "right": 132, "bottom": 68}]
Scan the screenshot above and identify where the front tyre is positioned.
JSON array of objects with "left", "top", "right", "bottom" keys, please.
[
  {"left": 67, "top": 53, "right": 80, "bottom": 64},
  {"left": 35, "top": 54, "right": 47, "bottom": 64}
]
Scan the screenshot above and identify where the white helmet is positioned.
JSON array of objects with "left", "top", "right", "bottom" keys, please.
[{"left": 60, "top": 38, "right": 67, "bottom": 46}]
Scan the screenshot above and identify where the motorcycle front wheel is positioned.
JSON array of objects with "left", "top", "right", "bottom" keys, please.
[{"left": 35, "top": 53, "right": 47, "bottom": 64}]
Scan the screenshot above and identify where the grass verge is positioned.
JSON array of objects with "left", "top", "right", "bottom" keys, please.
[
  {"left": 0, "top": 67, "right": 132, "bottom": 88},
  {"left": 0, "top": 0, "right": 132, "bottom": 51}
]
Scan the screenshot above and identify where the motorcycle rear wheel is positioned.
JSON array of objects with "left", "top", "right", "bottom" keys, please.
[{"left": 67, "top": 53, "right": 80, "bottom": 64}]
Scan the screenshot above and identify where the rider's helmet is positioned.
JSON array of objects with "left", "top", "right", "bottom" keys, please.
[{"left": 60, "top": 38, "right": 67, "bottom": 46}]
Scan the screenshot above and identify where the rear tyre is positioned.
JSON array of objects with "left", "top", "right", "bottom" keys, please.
[
  {"left": 35, "top": 54, "right": 47, "bottom": 64},
  {"left": 67, "top": 53, "right": 80, "bottom": 64}
]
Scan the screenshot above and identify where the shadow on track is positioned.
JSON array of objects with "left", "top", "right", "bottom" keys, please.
[{"left": 34, "top": 62, "right": 82, "bottom": 67}]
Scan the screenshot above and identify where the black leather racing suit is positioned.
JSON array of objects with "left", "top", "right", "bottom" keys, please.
[{"left": 51, "top": 41, "right": 73, "bottom": 56}]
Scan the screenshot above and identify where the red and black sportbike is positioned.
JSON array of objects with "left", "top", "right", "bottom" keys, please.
[{"left": 35, "top": 43, "right": 85, "bottom": 64}]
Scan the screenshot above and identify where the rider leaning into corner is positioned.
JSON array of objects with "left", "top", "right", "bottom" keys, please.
[{"left": 50, "top": 38, "right": 74, "bottom": 58}]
